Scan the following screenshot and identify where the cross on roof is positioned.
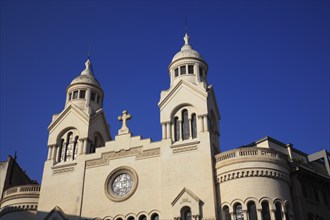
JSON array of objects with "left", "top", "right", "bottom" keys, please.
[{"left": 118, "top": 110, "right": 132, "bottom": 135}]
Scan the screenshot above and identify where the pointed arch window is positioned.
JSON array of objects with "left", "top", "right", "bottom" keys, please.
[
  {"left": 174, "top": 117, "right": 180, "bottom": 142},
  {"left": 275, "top": 202, "right": 282, "bottom": 220},
  {"left": 191, "top": 113, "right": 197, "bottom": 138},
  {"left": 247, "top": 201, "right": 257, "bottom": 220},
  {"left": 223, "top": 206, "right": 231, "bottom": 220},
  {"left": 182, "top": 110, "right": 189, "bottom": 140},
  {"left": 261, "top": 201, "right": 271, "bottom": 220},
  {"left": 234, "top": 203, "right": 244, "bottom": 220}
]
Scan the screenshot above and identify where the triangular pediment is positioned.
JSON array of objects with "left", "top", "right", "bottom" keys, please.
[
  {"left": 48, "top": 104, "right": 89, "bottom": 132},
  {"left": 159, "top": 79, "right": 207, "bottom": 109},
  {"left": 171, "top": 187, "right": 202, "bottom": 206},
  {"left": 43, "top": 206, "right": 68, "bottom": 220}
]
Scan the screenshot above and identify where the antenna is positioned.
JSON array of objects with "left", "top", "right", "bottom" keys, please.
[
  {"left": 87, "top": 43, "right": 91, "bottom": 60},
  {"left": 185, "top": 16, "right": 188, "bottom": 33},
  {"left": 14, "top": 150, "right": 17, "bottom": 160}
]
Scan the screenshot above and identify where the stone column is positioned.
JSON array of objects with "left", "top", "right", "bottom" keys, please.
[
  {"left": 86, "top": 89, "right": 91, "bottom": 107},
  {"left": 47, "top": 145, "right": 52, "bottom": 160},
  {"left": 56, "top": 145, "right": 61, "bottom": 162},
  {"left": 243, "top": 210, "right": 248, "bottom": 220},
  {"left": 188, "top": 118, "right": 192, "bottom": 139},
  {"left": 271, "top": 209, "right": 276, "bottom": 220},
  {"left": 51, "top": 145, "right": 56, "bottom": 161},
  {"left": 198, "top": 115, "right": 204, "bottom": 132},
  {"left": 83, "top": 139, "right": 88, "bottom": 154},
  {"left": 162, "top": 123, "right": 166, "bottom": 139},
  {"left": 78, "top": 139, "right": 84, "bottom": 155},
  {"left": 195, "top": 63, "right": 200, "bottom": 82},
  {"left": 178, "top": 120, "right": 182, "bottom": 141},
  {"left": 166, "top": 122, "right": 171, "bottom": 139},
  {"left": 257, "top": 209, "right": 262, "bottom": 220},
  {"left": 203, "top": 115, "right": 209, "bottom": 132}
]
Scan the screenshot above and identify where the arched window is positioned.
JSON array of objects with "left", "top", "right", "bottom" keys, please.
[
  {"left": 234, "top": 203, "right": 244, "bottom": 220},
  {"left": 261, "top": 201, "right": 271, "bottom": 220},
  {"left": 182, "top": 110, "right": 190, "bottom": 140},
  {"left": 191, "top": 113, "right": 197, "bottom": 138},
  {"left": 138, "top": 215, "right": 147, "bottom": 220},
  {"left": 223, "top": 206, "right": 231, "bottom": 220},
  {"left": 72, "top": 136, "right": 79, "bottom": 160},
  {"left": 285, "top": 203, "right": 290, "bottom": 220},
  {"left": 247, "top": 201, "right": 257, "bottom": 220},
  {"left": 65, "top": 132, "right": 73, "bottom": 161},
  {"left": 127, "top": 217, "right": 134, "bottom": 220},
  {"left": 180, "top": 206, "right": 192, "bottom": 220},
  {"left": 174, "top": 116, "right": 180, "bottom": 141},
  {"left": 58, "top": 139, "right": 64, "bottom": 162},
  {"left": 275, "top": 202, "right": 282, "bottom": 220},
  {"left": 151, "top": 213, "right": 159, "bottom": 220}
]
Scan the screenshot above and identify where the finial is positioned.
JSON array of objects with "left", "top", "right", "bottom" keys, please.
[
  {"left": 118, "top": 110, "right": 132, "bottom": 135},
  {"left": 184, "top": 33, "right": 190, "bottom": 45},
  {"left": 81, "top": 59, "right": 94, "bottom": 76}
]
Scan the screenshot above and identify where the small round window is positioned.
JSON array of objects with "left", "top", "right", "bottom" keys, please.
[{"left": 105, "top": 166, "right": 138, "bottom": 202}]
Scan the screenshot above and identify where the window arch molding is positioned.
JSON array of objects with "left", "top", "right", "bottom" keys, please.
[
  {"left": 56, "top": 127, "right": 80, "bottom": 162},
  {"left": 171, "top": 105, "right": 199, "bottom": 142}
]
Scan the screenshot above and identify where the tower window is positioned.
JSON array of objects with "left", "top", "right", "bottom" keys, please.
[
  {"left": 191, "top": 113, "right": 197, "bottom": 138},
  {"left": 68, "top": 93, "right": 72, "bottom": 101},
  {"left": 247, "top": 201, "right": 257, "bottom": 220},
  {"left": 91, "top": 92, "right": 96, "bottom": 101},
  {"left": 73, "top": 91, "right": 78, "bottom": 99},
  {"left": 188, "top": 65, "right": 194, "bottom": 74},
  {"left": 174, "top": 68, "right": 179, "bottom": 77},
  {"left": 234, "top": 203, "right": 244, "bottom": 220},
  {"left": 275, "top": 202, "right": 282, "bottom": 220},
  {"left": 79, "top": 90, "right": 86, "bottom": 99},
  {"left": 182, "top": 110, "right": 190, "bottom": 140},
  {"left": 174, "top": 117, "right": 180, "bottom": 142},
  {"left": 96, "top": 95, "right": 100, "bottom": 103},
  {"left": 180, "top": 66, "right": 186, "bottom": 75},
  {"left": 223, "top": 206, "right": 231, "bottom": 220},
  {"left": 261, "top": 201, "right": 271, "bottom": 220}
]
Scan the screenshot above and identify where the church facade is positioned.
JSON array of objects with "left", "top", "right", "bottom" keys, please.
[{"left": 0, "top": 34, "right": 329, "bottom": 220}]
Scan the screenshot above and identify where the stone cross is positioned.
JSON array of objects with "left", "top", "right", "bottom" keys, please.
[{"left": 118, "top": 110, "right": 132, "bottom": 135}]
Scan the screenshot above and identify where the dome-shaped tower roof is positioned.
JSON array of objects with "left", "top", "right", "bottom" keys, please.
[
  {"left": 171, "top": 33, "right": 204, "bottom": 62},
  {"left": 70, "top": 59, "right": 101, "bottom": 88}
]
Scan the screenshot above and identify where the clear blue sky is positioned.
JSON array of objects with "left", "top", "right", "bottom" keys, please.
[{"left": 0, "top": 1, "right": 329, "bottom": 182}]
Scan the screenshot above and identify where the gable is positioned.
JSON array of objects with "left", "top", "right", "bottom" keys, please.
[{"left": 43, "top": 206, "right": 68, "bottom": 220}]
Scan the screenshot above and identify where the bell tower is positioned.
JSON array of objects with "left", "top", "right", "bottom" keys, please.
[
  {"left": 158, "top": 33, "right": 221, "bottom": 219},
  {"left": 46, "top": 59, "right": 111, "bottom": 164},
  {"left": 159, "top": 33, "right": 220, "bottom": 153}
]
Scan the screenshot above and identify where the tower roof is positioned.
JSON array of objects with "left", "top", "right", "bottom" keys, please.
[
  {"left": 70, "top": 59, "right": 101, "bottom": 88},
  {"left": 171, "top": 33, "right": 204, "bottom": 62}
]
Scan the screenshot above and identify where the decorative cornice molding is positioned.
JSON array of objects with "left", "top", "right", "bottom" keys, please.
[
  {"left": 217, "top": 168, "right": 290, "bottom": 184},
  {"left": 86, "top": 147, "right": 160, "bottom": 169}
]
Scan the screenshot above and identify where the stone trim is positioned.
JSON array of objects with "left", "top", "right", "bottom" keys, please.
[
  {"left": 0, "top": 204, "right": 38, "bottom": 217},
  {"left": 217, "top": 168, "right": 290, "bottom": 184},
  {"left": 173, "top": 145, "right": 198, "bottom": 154},
  {"left": 86, "top": 147, "right": 160, "bottom": 169},
  {"left": 104, "top": 166, "right": 138, "bottom": 202}
]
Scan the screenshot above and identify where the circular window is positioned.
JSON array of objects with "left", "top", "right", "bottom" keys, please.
[{"left": 105, "top": 166, "right": 138, "bottom": 202}]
